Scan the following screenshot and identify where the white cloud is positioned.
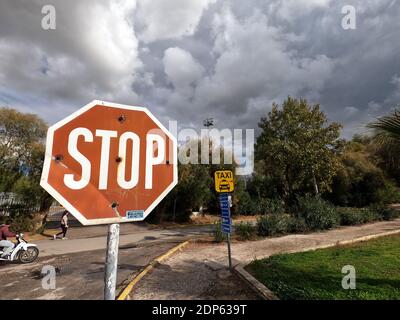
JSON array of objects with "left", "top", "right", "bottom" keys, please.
[
  {"left": 1, "top": 0, "right": 400, "bottom": 139},
  {"left": 136, "top": 0, "right": 215, "bottom": 43},
  {"left": 268, "top": 0, "right": 331, "bottom": 20},
  {"left": 163, "top": 47, "right": 204, "bottom": 90},
  {"left": 194, "top": 7, "right": 335, "bottom": 114},
  {"left": 0, "top": 0, "right": 141, "bottom": 120},
  {"left": 344, "top": 106, "right": 359, "bottom": 117}
]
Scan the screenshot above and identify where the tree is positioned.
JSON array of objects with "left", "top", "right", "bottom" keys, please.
[
  {"left": 0, "top": 107, "right": 52, "bottom": 230},
  {"left": 367, "top": 109, "right": 400, "bottom": 141},
  {"left": 255, "top": 97, "right": 342, "bottom": 203},
  {"left": 151, "top": 139, "right": 213, "bottom": 222},
  {"left": 327, "top": 138, "right": 400, "bottom": 207},
  {"left": 151, "top": 135, "right": 239, "bottom": 222},
  {"left": 367, "top": 110, "right": 400, "bottom": 184},
  {"left": 0, "top": 107, "right": 47, "bottom": 191}
]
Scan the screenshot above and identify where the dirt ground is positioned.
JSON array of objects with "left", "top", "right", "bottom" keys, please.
[{"left": 130, "top": 242, "right": 259, "bottom": 300}]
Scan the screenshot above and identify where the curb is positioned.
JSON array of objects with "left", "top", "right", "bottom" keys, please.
[
  {"left": 234, "top": 264, "right": 279, "bottom": 300},
  {"left": 235, "top": 228, "right": 400, "bottom": 300},
  {"left": 283, "top": 228, "right": 400, "bottom": 255},
  {"left": 117, "top": 240, "right": 190, "bottom": 300}
]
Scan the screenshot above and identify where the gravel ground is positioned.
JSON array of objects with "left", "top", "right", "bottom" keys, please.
[{"left": 130, "top": 242, "right": 259, "bottom": 300}]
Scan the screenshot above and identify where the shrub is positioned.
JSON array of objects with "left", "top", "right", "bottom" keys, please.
[
  {"left": 381, "top": 208, "right": 400, "bottom": 221},
  {"left": 235, "top": 222, "right": 257, "bottom": 240},
  {"left": 236, "top": 192, "right": 258, "bottom": 215},
  {"left": 255, "top": 198, "right": 286, "bottom": 215},
  {"left": 213, "top": 222, "right": 226, "bottom": 243},
  {"left": 370, "top": 204, "right": 400, "bottom": 221},
  {"left": 337, "top": 207, "right": 364, "bottom": 225},
  {"left": 337, "top": 206, "right": 383, "bottom": 226},
  {"left": 286, "top": 216, "right": 308, "bottom": 233},
  {"left": 264, "top": 198, "right": 285, "bottom": 215},
  {"left": 359, "top": 208, "right": 380, "bottom": 223},
  {"left": 257, "top": 214, "right": 290, "bottom": 236},
  {"left": 2, "top": 204, "right": 45, "bottom": 232},
  {"left": 328, "top": 149, "right": 400, "bottom": 207},
  {"left": 296, "top": 196, "right": 339, "bottom": 231}
]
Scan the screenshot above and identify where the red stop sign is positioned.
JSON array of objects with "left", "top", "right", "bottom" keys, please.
[{"left": 40, "top": 100, "right": 177, "bottom": 225}]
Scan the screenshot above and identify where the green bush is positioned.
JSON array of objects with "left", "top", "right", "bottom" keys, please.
[
  {"left": 369, "top": 204, "right": 400, "bottom": 221},
  {"left": 338, "top": 207, "right": 362, "bottom": 225},
  {"left": 296, "top": 196, "right": 339, "bottom": 231},
  {"left": 1, "top": 204, "right": 42, "bottom": 232},
  {"left": 263, "top": 198, "right": 285, "bottom": 215},
  {"left": 337, "top": 207, "right": 371, "bottom": 225},
  {"left": 237, "top": 192, "right": 258, "bottom": 215},
  {"left": 328, "top": 148, "right": 400, "bottom": 207},
  {"left": 286, "top": 216, "right": 308, "bottom": 233},
  {"left": 360, "top": 208, "right": 380, "bottom": 223},
  {"left": 381, "top": 208, "right": 400, "bottom": 221},
  {"left": 213, "top": 222, "right": 226, "bottom": 243},
  {"left": 235, "top": 222, "right": 257, "bottom": 240},
  {"left": 257, "top": 214, "right": 290, "bottom": 236}
]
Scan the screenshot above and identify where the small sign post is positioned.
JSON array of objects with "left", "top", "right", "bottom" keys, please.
[
  {"left": 219, "top": 192, "right": 232, "bottom": 270},
  {"left": 104, "top": 223, "right": 120, "bottom": 300},
  {"left": 214, "top": 170, "right": 235, "bottom": 270}
]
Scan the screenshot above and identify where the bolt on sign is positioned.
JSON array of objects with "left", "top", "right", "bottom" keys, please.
[
  {"left": 40, "top": 100, "right": 178, "bottom": 225},
  {"left": 214, "top": 170, "right": 234, "bottom": 193}
]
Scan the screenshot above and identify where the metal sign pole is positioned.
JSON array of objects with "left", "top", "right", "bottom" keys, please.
[
  {"left": 104, "top": 223, "right": 120, "bottom": 300},
  {"left": 219, "top": 193, "right": 233, "bottom": 271},
  {"left": 227, "top": 233, "right": 232, "bottom": 270}
]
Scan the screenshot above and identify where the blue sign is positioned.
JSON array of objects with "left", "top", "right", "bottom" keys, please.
[
  {"left": 126, "top": 210, "right": 144, "bottom": 220},
  {"left": 222, "top": 224, "right": 231, "bottom": 234},
  {"left": 219, "top": 193, "right": 231, "bottom": 234}
]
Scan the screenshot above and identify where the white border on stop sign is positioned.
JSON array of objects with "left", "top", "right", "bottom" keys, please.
[{"left": 40, "top": 100, "right": 178, "bottom": 225}]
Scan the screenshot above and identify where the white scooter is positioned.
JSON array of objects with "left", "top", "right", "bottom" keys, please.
[{"left": 0, "top": 233, "right": 39, "bottom": 263}]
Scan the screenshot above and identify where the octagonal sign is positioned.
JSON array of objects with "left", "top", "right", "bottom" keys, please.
[{"left": 40, "top": 100, "right": 177, "bottom": 225}]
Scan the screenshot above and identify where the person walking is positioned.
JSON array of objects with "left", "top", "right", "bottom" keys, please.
[
  {"left": 53, "top": 211, "right": 69, "bottom": 240},
  {"left": 0, "top": 220, "right": 16, "bottom": 259}
]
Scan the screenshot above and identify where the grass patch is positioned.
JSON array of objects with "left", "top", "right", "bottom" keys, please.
[{"left": 246, "top": 234, "right": 400, "bottom": 300}]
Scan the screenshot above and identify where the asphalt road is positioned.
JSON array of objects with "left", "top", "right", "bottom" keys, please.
[
  {"left": 0, "top": 222, "right": 244, "bottom": 300},
  {"left": 0, "top": 240, "right": 181, "bottom": 300},
  {"left": 37, "top": 225, "right": 213, "bottom": 256}
]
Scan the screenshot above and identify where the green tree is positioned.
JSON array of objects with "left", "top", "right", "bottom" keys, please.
[
  {"left": 0, "top": 107, "right": 47, "bottom": 191},
  {"left": 367, "top": 109, "right": 400, "bottom": 141},
  {"left": 0, "top": 107, "right": 52, "bottom": 230},
  {"left": 151, "top": 139, "right": 213, "bottom": 222},
  {"left": 255, "top": 97, "right": 342, "bottom": 203},
  {"left": 327, "top": 138, "right": 400, "bottom": 207},
  {"left": 367, "top": 110, "right": 400, "bottom": 184}
]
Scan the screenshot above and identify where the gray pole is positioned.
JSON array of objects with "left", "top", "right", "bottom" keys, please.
[
  {"left": 227, "top": 233, "right": 232, "bottom": 270},
  {"left": 104, "top": 223, "right": 120, "bottom": 300}
]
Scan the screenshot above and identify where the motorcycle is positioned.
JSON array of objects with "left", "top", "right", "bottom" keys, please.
[{"left": 0, "top": 233, "right": 39, "bottom": 263}]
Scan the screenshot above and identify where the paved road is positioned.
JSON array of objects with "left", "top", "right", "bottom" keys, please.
[
  {"left": 37, "top": 225, "right": 213, "bottom": 256},
  {"left": 0, "top": 240, "right": 181, "bottom": 300},
  {"left": 0, "top": 223, "right": 217, "bottom": 300}
]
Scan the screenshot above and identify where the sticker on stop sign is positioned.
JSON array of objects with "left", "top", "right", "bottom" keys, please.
[{"left": 40, "top": 100, "right": 178, "bottom": 225}]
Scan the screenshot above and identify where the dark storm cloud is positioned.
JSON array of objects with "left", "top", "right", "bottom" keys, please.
[{"left": 0, "top": 0, "right": 399, "bottom": 138}]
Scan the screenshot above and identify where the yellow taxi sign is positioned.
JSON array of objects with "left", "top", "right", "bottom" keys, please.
[{"left": 214, "top": 170, "right": 234, "bottom": 193}]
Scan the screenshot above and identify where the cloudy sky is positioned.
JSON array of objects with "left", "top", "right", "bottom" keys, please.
[{"left": 0, "top": 0, "right": 399, "bottom": 138}]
